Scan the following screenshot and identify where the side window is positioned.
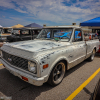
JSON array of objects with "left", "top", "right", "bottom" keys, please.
[
  {"left": 73, "top": 29, "right": 82, "bottom": 42},
  {"left": 39, "top": 29, "right": 51, "bottom": 38},
  {"left": 21, "top": 30, "right": 29, "bottom": 35}
]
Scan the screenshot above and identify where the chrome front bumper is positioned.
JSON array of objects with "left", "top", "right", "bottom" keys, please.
[{"left": 0, "top": 58, "right": 47, "bottom": 86}]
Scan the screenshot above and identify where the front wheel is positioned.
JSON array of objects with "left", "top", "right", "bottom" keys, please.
[
  {"left": 88, "top": 49, "right": 95, "bottom": 61},
  {"left": 48, "top": 61, "right": 66, "bottom": 86}
]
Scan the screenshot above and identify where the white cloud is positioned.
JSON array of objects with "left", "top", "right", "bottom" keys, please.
[
  {"left": 0, "top": 0, "right": 100, "bottom": 26},
  {"left": 15, "top": 8, "right": 27, "bottom": 13},
  {"left": 0, "top": 0, "right": 15, "bottom": 9}
]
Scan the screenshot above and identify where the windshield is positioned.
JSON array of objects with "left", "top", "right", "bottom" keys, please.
[
  {"left": 37, "top": 28, "right": 73, "bottom": 41},
  {"left": 13, "top": 30, "right": 29, "bottom": 35},
  {"left": 3, "top": 29, "right": 12, "bottom": 33},
  {"left": 55, "top": 32, "right": 65, "bottom": 36},
  {"left": 13, "top": 30, "right": 19, "bottom": 34}
]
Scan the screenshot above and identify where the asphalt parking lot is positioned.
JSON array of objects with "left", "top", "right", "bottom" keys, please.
[{"left": 0, "top": 55, "right": 100, "bottom": 100}]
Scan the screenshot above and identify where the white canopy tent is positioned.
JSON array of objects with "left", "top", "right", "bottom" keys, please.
[{"left": 0, "top": 25, "right": 3, "bottom": 27}]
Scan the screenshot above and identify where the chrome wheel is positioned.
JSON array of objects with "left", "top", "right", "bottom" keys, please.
[
  {"left": 48, "top": 61, "right": 66, "bottom": 86},
  {"left": 53, "top": 62, "right": 65, "bottom": 85}
]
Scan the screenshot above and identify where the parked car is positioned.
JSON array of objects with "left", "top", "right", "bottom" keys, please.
[
  {"left": 0, "top": 27, "right": 12, "bottom": 42},
  {"left": 0, "top": 26, "right": 99, "bottom": 86},
  {"left": 7, "top": 27, "right": 42, "bottom": 42}
]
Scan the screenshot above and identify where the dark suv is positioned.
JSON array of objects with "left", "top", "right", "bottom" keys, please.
[{"left": 7, "top": 27, "right": 42, "bottom": 42}]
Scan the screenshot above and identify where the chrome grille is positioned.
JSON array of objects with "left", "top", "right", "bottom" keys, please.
[{"left": 2, "top": 51, "right": 28, "bottom": 71}]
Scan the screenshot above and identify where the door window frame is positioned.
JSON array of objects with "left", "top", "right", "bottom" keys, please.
[{"left": 73, "top": 29, "right": 83, "bottom": 42}]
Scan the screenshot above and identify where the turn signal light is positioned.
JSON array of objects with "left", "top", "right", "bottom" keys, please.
[
  {"left": 43, "top": 64, "right": 48, "bottom": 69},
  {"left": 21, "top": 76, "right": 28, "bottom": 81}
]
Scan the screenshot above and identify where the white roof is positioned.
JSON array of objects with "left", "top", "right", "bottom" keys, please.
[
  {"left": 44, "top": 26, "right": 81, "bottom": 28},
  {"left": 2, "top": 27, "right": 12, "bottom": 29},
  {"left": 0, "top": 25, "right": 2, "bottom": 27}
]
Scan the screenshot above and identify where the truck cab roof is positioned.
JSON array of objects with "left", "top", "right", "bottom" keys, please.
[{"left": 43, "top": 26, "right": 81, "bottom": 29}]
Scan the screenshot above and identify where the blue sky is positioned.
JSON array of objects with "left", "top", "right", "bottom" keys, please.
[{"left": 0, "top": 0, "right": 100, "bottom": 27}]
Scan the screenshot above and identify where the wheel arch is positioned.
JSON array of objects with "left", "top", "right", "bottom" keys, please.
[
  {"left": 47, "top": 57, "right": 69, "bottom": 86},
  {"left": 48, "top": 57, "right": 69, "bottom": 77}
]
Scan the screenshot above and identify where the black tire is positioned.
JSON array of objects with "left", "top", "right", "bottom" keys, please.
[
  {"left": 48, "top": 61, "right": 66, "bottom": 86},
  {"left": 88, "top": 49, "right": 95, "bottom": 61},
  {"left": 91, "top": 79, "right": 100, "bottom": 100}
]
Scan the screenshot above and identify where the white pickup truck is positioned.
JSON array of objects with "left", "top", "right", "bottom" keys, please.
[{"left": 0, "top": 26, "right": 99, "bottom": 86}]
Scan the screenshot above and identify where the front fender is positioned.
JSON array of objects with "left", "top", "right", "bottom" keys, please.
[{"left": 48, "top": 56, "right": 69, "bottom": 77}]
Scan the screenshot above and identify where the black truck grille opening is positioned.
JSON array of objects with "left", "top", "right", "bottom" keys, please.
[{"left": 2, "top": 51, "right": 28, "bottom": 71}]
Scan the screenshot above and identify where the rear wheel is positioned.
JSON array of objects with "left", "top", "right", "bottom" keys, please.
[
  {"left": 48, "top": 61, "right": 66, "bottom": 86},
  {"left": 88, "top": 49, "right": 95, "bottom": 61}
]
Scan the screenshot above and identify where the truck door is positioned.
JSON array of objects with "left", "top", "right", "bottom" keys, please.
[
  {"left": 71, "top": 29, "right": 86, "bottom": 66},
  {"left": 85, "top": 40, "right": 93, "bottom": 58}
]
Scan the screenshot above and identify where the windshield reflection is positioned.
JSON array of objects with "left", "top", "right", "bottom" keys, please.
[{"left": 37, "top": 28, "right": 73, "bottom": 41}]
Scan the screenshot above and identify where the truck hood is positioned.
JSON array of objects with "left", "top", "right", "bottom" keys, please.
[
  {"left": 1, "top": 40, "right": 70, "bottom": 60},
  {"left": 2, "top": 40, "right": 66, "bottom": 53}
]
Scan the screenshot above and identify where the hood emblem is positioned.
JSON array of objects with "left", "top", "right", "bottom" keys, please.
[{"left": 8, "top": 58, "right": 12, "bottom": 62}]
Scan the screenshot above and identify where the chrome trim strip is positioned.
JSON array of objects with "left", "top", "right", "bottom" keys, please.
[{"left": 69, "top": 55, "right": 86, "bottom": 64}]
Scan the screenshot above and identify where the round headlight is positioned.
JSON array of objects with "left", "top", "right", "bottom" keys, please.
[{"left": 28, "top": 61, "right": 37, "bottom": 73}]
